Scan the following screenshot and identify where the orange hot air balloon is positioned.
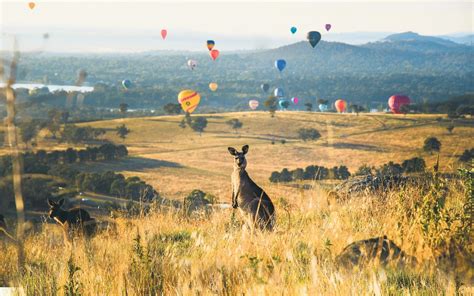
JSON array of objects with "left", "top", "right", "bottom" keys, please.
[
  {"left": 210, "top": 49, "right": 219, "bottom": 61},
  {"left": 178, "top": 90, "right": 201, "bottom": 113},
  {"left": 161, "top": 29, "right": 167, "bottom": 40},
  {"left": 335, "top": 99, "right": 347, "bottom": 113},
  {"left": 209, "top": 82, "right": 218, "bottom": 92},
  {"left": 28, "top": 2, "right": 35, "bottom": 9}
]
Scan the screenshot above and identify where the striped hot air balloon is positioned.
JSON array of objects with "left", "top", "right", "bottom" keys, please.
[{"left": 249, "top": 100, "right": 259, "bottom": 110}]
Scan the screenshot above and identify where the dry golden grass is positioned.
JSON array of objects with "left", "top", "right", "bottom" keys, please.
[{"left": 1, "top": 111, "right": 472, "bottom": 295}]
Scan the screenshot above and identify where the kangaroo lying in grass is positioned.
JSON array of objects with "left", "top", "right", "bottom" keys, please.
[
  {"left": 228, "top": 145, "right": 275, "bottom": 230},
  {"left": 336, "top": 236, "right": 417, "bottom": 268},
  {"left": 48, "top": 198, "right": 97, "bottom": 240},
  {"left": 0, "top": 214, "right": 18, "bottom": 245}
]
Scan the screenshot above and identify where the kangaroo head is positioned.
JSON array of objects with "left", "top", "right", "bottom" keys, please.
[
  {"left": 228, "top": 145, "right": 249, "bottom": 169},
  {"left": 47, "top": 198, "right": 65, "bottom": 219}
]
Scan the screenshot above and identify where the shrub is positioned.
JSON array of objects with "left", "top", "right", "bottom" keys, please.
[
  {"left": 298, "top": 128, "right": 321, "bottom": 141},
  {"left": 355, "top": 164, "right": 373, "bottom": 176},
  {"left": 402, "top": 157, "right": 426, "bottom": 173},
  {"left": 459, "top": 148, "right": 474, "bottom": 163}
]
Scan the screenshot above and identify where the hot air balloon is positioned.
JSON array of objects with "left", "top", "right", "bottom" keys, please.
[
  {"left": 325, "top": 24, "right": 331, "bottom": 31},
  {"left": 209, "top": 82, "right": 218, "bottom": 92},
  {"left": 274, "top": 88, "right": 284, "bottom": 98},
  {"left": 187, "top": 59, "right": 197, "bottom": 70},
  {"left": 291, "top": 97, "right": 299, "bottom": 105},
  {"left": 388, "top": 95, "right": 411, "bottom": 114},
  {"left": 319, "top": 104, "right": 328, "bottom": 112},
  {"left": 249, "top": 100, "right": 259, "bottom": 110},
  {"left": 28, "top": 2, "right": 35, "bottom": 10},
  {"left": 307, "top": 31, "right": 322, "bottom": 48},
  {"left": 161, "top": 29, "right": 167, "bottom": 39},
  {"left": 210, "top": 49, "right": 219, "bottom": 61},
  {"left": 279, "top": 99, "right": 290, "bottom": 109},
  {"left": 261, "top": 83, "right": 270, "bottom": 93},
  {"left": 178, "top": 90, "right": 201, "bottom": 113},
  {"left": 207, "top": 40, "right": 215, "bottom": 51},
  {"left": 290, "top": 27, "right": 297, "bottom": 34},
  {"left": 122, "top": 79, "right": 132, "bottom": 90},
  {"left": 275, "top": 59, "right": 286, "bottom": 72},
  {"left": 335, "top": 99, "right": 347, "bottom": 113}
]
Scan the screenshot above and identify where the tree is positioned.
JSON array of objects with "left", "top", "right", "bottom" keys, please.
[
  {"left": 446, "top": 125, "right": 455, "bottom": 134},
  {"left": 189, "top": 117, "right": 208, "bottom": 135},
  {"left": 119, "top": 103, "right": 129, "bottom": 115},
  {"left": 279, "top": 168, "right": 292, "bottom": 182},
  {"left": 349, "top": 104, "right": 365, "bottom": 115},
  {"left": 269, "top": 171, "right": 281, "bottom": 183},
  {"left": 459, "top": 148, "right": 473, "bottom": 163},
  {"left": 377, "top": 161, "right": 403, "bottom": 176},
  {"left": 423, "top": 137, "right": 441, "bottom": 154},
  {"left": 163, "top": 103, "right": 182, "bottom": 115},
  {"left": 355, "top": 164, "right": 373, "bottom": 176},
  {"left": 116, "top": 124, "right": 131, "bottom": 140},
  {"left": 298, "top": 128, "right": 321, "bottom": 142},
  {"left": 20, "top": 121, "right": 39, "bottom": 146},
  {"left": 226, "top": 119, "right": 243, "bottom": 133},
  {"left": 264, "top": 96, "right": 278, "bottom": 117},
  {"left": 291, "top": 168, "right": 305, "bottom": 180},
  {"left": 65, "top": 148, "right": 78, "bottom": 164},
  {"left": 46, "top": 108, "right": 62, "bottom": 139},
  {"left": 304, "top": 103, "right": 313, "bottom": 112},
  {"left": 61, "top": 111, "right": 70, "bottom": 124}
]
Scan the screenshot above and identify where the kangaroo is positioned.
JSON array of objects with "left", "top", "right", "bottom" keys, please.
[
  {"left": 47, "top": 198, "right": 96, "bottom": 239},
  {"left": 228, "top": 145, "right": 275, "bottom": 230},
  {"left": 335, "top": 236, "right": 417, "bottom": 268},
  {"left": 0, "top": 214, "right": 18, "bottom": 245}
]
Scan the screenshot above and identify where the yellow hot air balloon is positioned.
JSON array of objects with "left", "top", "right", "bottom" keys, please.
[
  {"left": 209, "top": 82, "right": 218, "bottom": 92},
  {"left": 178, "top": 90, "right": 201, "bottom": 113}
]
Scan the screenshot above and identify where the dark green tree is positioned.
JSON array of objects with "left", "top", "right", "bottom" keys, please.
[
  {"left": 226, "top": 119, "right": 243, "bottom": 134},
  {"left": 116, "top": 124, "right": 131, "bottom": 140},
  {"left": 189, "top": 117, "right": 208, "bottom": 135},
  {"left": 163, "top": 103, "right": 182, "bottom": 115},
  {"left": 423, "top": 137, "right": 441, "bottom": 154},
  {"left": 264, "top": 96, "right": 278, "bottom": 117}
]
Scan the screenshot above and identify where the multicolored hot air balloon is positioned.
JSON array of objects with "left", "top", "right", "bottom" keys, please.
[
  {"left": 275, "top": 59, "right": 286, "bottom": 72},
  {"left": 319, "top": 104, "right": 328, "bottom": 112},
  {"left": 307, "top": 31, "right": 322, "bottom": 48},
  {"left": 249, "top": 100, "right": 259, "bottom": 110},
  {"left": 210, "top": 49, "right": 219, "bottom": 61},
  {"left": 122, "top": 79, "right": 132, "bottom": 90},
  {"left": 274, "top": 88, "right": 284, "bottom": 98},
  {"left": 187, "top": 59, "right": 197, "bottom": 70},
  {"left": 388, "top": 95, "right": 411, "bottom": 114},
  {"left": 161, "top": 29, "right": 167, "bottom": 39},
  {"left": 291, "top": 97, "right": 299, "bottom": 105},
  {"left": 279, "top": 99, "right": 290, "bottom": 109},
  {"left": 209, "top": 82, "right": 218, "bottom": 92},
  {"left": 178, "top": 90, "right": 201, "bottom": 113},
  {"left": 206, "top": 40, "right": 215, "bottom": 51},
  {"left": 325, "top": 24, "right": 332, "bottom": 31},
  {"left": 261, "top": 83, "right": 270, "bottom": 93},
  {"left": 335, "top": 99, "right": 347, "bottom": 113},
  {"left": 28, "top": 2, "right": 35, "bottom": 10},
  {"left": 290, "top": 27, "right": 297, "bottom": 34}
]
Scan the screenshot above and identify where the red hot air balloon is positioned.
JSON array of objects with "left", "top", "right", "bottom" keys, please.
[
  {"left": 161, "top": 29, "right": 167, "bottom": 39},
  {"left": 210, "top": 49, "right": 220, "bottom": 61},
  {"left": 335, "top": 99, "right": 347, "bottom": 113},
  {"left": 388, "top": 95, "right": 411, "bottom": 114}
]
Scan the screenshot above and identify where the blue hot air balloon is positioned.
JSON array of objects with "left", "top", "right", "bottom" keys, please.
[
  {"left": 275, "top": 59, "right": 286, "bottom": 72},
  {"left": 290, "top": 26, "right": 297, "bottom": 34},
  {"left": 319, "top": 104, "right": 328, "bottom": 112},
  {"left": 122, "top": 79, "right": 132, "bottom": 90},
  {"left": 279, "top": 99, "right": 290, "bottom": 109},
  {"left": 274, "top": 88, "right": 284, "bottom": 98},
  {"left": 261, "top": 83, "right": 270, "bottom": 93},
  {"left": 307, "top": 31, "right": 322, "bottom": 48}
]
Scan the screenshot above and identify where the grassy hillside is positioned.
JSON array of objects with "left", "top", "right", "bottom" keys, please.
[{"left": 69, "top": 111, "right": 472, "bottom": 199}]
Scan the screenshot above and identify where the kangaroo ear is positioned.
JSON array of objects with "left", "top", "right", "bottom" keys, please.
[
  {"left": 47, "top": 198, "right": 55, "bottom": 207},
  {"left": 228, "top": 147, "right": 237, "bottom": 156},
  {"left": 242, "top": 145, "right": 249, "bottom": 155},
  {"left": 58, "top": 199, "right": 65, "bottom": 206}
]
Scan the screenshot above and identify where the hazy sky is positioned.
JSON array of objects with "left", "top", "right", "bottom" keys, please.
[{"left": 1, "top": 1, "right": 472, "bottom": 52}]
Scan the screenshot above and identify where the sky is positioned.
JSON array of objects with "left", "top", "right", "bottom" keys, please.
[{"left": 1, "top": 1, "right": 472, "bottom": 52}]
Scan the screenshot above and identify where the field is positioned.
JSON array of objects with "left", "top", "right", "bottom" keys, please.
[{"left": 1, "top": 111, "right": 473, "bottom": 294}]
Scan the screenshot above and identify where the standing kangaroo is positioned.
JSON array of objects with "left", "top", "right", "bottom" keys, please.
[
  {"left": 47, "top": 198, "right": 96, "bottom": 239},
  {"left": 228, "top": 145, "right": 275, "bottom": 230}
]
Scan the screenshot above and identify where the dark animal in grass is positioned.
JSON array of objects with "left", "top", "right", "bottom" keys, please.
[
  {"left": 47, "top": 198, "right": 96, "bottom": 240},
  {"left": 228, "top": 145, "right": 275, "bottom": 230},
  {"left": 0, "top": 214, "right": 18, "bottom": 245},
  {"left": 336, "top": 236, "right": 417, "bottom": 268}
]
